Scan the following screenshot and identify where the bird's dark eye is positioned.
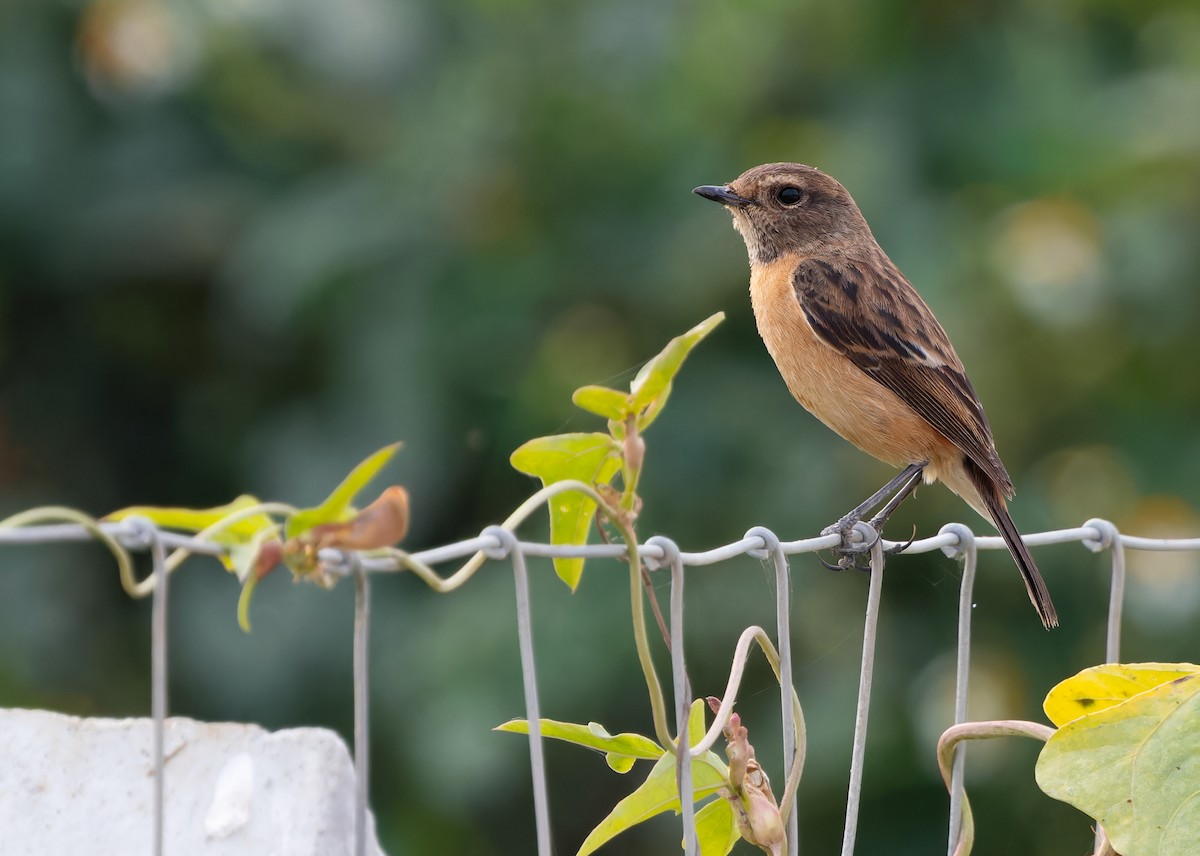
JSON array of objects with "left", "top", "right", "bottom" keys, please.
[{"left": 776, "top": 186, "right": 804, "bottom": 205}]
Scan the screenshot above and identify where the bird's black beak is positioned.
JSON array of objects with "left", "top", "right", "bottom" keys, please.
[{"left": 692, "top": 185, "right": 754, "bottom": 208}]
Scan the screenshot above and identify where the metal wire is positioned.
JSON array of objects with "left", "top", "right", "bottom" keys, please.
[
  {"left": 746, "top": 525, "right": 800, "bottom": 856},
  {"left": 481, "top": 526, "right": 553, "bottom": 855},
  {"left": 839, "top": 526, "right": 886, "bottom": 856},
  {"left": 652, "top": 536, "right": 696, "bottom": 856},
  {"left": 146, "top": 521, "right": 169, "bottom": 856},
  {"left": 7, "top": 516, "right": 1200, "bottom": 566},
  {"left": 940, "top": 523, "right": 978, "bottom": 856},
  {"left": 1083, "top": 519, "right": 1126, "bottom": 664},
  {"left": 353, "top": 565, "right": 370, "bottom": 856},
  {"left": 1081, "top": 518, "right": 1126, "bottom": 855},
  {"left": 0, "top": 514, "right": 1183, "bottom": 854}
]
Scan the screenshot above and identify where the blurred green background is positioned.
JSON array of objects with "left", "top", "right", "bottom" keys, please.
[{"left": 3, "top": 0, "right": 1200, "bottom": 852}]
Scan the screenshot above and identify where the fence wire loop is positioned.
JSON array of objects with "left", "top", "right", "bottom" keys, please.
[
  {"left": 938, "top": 522, "right": 976, "bottom": 559},
  {"left": 849, "top": 520, "right": 879, "bottom": 551},
  {"left": 1082, "top": 518, "right": 1118, "bottom": 553},
  {"left": 122, "top": 515, "right": 158, "bottom": 551},
  {"left": 320, "top": 548, "right": 360, "bottom": 577},
  {"left": 480, "top": 525, "right": 517, "bottom": 560},
  {"left": 743, "top": 525, "right": 782, "bottom": 561},
  {"left": 643, "top": 534, "right": 680, "bottom": 572}
]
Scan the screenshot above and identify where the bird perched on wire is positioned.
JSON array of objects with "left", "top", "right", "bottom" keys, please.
[{"left": 694, "top": 162, "right": 1058, "bottom": 629}]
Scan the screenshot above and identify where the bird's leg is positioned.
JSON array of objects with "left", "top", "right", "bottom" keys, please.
[
  {"left": 867, "top": 465, "right": 925, "bottom": 542},
  {"left": 821, "top": 462, "right": 927, "bottom": 563}
]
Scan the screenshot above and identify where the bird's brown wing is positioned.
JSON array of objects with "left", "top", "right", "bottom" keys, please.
[{"left": 792, "top": 257, "right": 1014, "bottom": 496}]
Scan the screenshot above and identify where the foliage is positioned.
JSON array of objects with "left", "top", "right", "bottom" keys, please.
[
  {"left": 941, "top": 663, "right": 1200, "bottom": 856},
  {"left": 106, "top": 443, "right": 409, "bottom": 630},
  {"left": 498, "top": 698, "right": 787, "bottom": 856},
  {"left": 504, "top": 315, "right": 799, "bottom": 854},
  {"left": 511, "top": 312, "right": 723, "bottom": 588},
  {"left": 495, "top": 717, "right": 664, "bottom": 774},
  {"left": 1036, "top": 663, "right": 1200, "bottom": 856}
]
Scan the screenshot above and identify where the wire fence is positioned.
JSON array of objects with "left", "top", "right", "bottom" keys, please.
[{"left": 2, "top": 513, "right": 1198, "bottom": 856}]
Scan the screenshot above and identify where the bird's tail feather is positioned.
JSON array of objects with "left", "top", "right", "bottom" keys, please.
[{"left": 964, "top": 460, "right": 1059, "bottom": 629}]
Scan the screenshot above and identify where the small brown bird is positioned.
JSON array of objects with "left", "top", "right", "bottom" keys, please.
[{"left": 695, "top": 163, "right": 1058, "bottom": 629}]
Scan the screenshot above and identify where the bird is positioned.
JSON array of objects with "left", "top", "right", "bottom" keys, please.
[{"left": 693, "top": 162, "right": 1058, "bottom": 629}]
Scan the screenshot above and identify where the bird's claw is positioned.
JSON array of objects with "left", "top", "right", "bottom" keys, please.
[
  {"left": 818, "top": 518, "right": 880, "bottom": 572},
  {"left": 818, "top": 550, "right": 873, "bottom": 572},
  {"left": 882, "top": 524, "right": 918, "bottom": 555}
]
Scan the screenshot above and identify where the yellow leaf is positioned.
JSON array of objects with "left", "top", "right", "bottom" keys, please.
[
  {"left": 1043, "top": 662, "right": 1199, "bottom": 727},
  {"left": 105, "top": 495, "right": 272, "bottom": 541},
  {"left": 1036, "top": 668, "right": 1200, "bottom": 856}
]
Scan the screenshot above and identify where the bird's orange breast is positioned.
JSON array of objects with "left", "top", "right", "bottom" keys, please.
[{"left": 748, "top": 254, "right": 960, "bottom": 474}]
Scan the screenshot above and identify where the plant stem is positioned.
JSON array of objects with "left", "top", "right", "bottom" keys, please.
[
  {"left": 0, "top": 507, "right": 139, "bottom": 597},
  {"left": 936, "top": 720, "right": 1054, "bottom": 856},
  {"left": 620, "top": 520, "right": 672, "bottom": 748}
]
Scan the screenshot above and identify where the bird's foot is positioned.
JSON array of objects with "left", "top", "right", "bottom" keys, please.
[
  {"left": 819, "top": 520, "right": 916, "bottom": 570},
  {"left": 818, "top": 518, "right": 880, "bottom": 572},
  {"left": 820, "top": 516, "right": 881, "bottom": 552}
]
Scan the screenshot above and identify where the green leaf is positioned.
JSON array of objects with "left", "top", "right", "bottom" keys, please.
[
  {"left": 1043, "top": 662, "right": 1199, "bottom": 727},
  {"left": 576, "top": 751, "right": 730, "bottom": 856},
  {"left": 688, "top": 698, "right": 708, "bottom": 747},
  {"left": 573, "top": 385, "right": 631, "bottom": 421},
  {"left": 607, "top": 754, "right": 637, "bottom": 774},
  {"left": 627, "top": 312, "right": 724, "bottom": 416},
  {"left": 285, "top": 442, "right": 401, "bottom": 539},
  {"left": 511, "top": 432, "right": 621, "bottom": 484},
  {"left": 695, "top": 799, "right": 739, "bottom": 856},
  {"left": 510, "top": 432, "right": 621, "bottom": 588},
  {"left": 1035, "top": 666, "right": 1200, "bottom": 856},
  {"left": 495, "top": 718, "right": 664, "bottom": 772},
  {"left": 106, "top": 494, "right": 272, "bottom": 542}
]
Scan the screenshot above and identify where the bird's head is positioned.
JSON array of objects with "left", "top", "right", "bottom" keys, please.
[{"left": 693, "top": 162, "right": 871, "bottom": 263}]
